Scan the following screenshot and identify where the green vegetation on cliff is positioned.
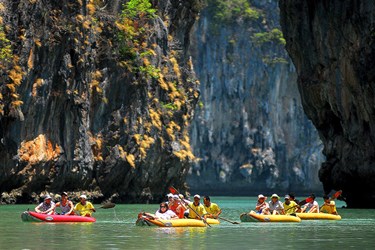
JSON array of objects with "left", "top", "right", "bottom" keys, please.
[{"left": 207, "top": 0, "right": 260, "bottom": 23}]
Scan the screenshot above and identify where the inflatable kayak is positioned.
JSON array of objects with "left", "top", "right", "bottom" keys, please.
[
  {"left": 21, "top": 211, "right": 96, "bottom": 223},
  {"left": 136, "top": 214, "right": 220, "bottom": 227},
  {"left": 296, "top": 213, "right": 341, "bottom": 220},
  {"left": 240, "top": 211, "right": 301, "bottom": 223}
]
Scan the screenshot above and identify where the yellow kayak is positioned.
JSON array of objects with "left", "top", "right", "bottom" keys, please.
[
  {"left": 296, "top": 213, "right": 341, "bottom": 220},
  {"left": 240, "top": 211, "right": 301, "bottom": 222},
  {"left": 136, "top": 214, "right": 220, "bottom": 227}
]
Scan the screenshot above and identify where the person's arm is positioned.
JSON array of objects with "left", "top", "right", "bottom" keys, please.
[
  {"left": 67, "top": 201, "right": 74, "bottom": 215},
  {"left": 90, "top": 203, "right": 96, "bottom": 212},
  {"left": 89, "top": 202, "right": 96, "bottom": 212},
  {"left": 35, "top": 203, "right": 43, "bottom": 213},
  {"left": 45, "top": 203, "right": 55, "bottom": 215}
]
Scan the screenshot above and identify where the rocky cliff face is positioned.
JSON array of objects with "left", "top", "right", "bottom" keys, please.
[
  {"left": 0, "top": 0, "right": 202, "bottom": 203},
  {"left": 188, "top": 0, "right": 324, "bottom": 195},
  {"left": 280, "top": 1, "right": 375, "bottom": 207}
]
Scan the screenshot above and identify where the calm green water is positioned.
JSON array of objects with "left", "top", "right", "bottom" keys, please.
[{"left": 1, "top": 197, "right": 374, "bottom": 250}]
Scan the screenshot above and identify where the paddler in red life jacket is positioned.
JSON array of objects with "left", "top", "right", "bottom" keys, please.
[
  {"left": 74, "top": 194, "right": 96, "bottom": 217},
  {"left": 168, "top": 195, "right": 180, "bottom": 213},
  {"left": 174, "top": 194, "right": 188, "bottom": 218},
  {"left": 55, "top": 192, "right": 74, "bottom": 215},
  {"left": 188, "top": 194, "right": 207, "bottom": 219},
  {"left": 35, "top": 195, "right": 55, "bottom": 215}
]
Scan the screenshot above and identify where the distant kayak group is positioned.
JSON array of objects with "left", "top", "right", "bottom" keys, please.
[
  {"left": 21, "top": 187, "right": 342, "bottom": 225},
  {"left": 136, "top": 187, "right": 343, "bottom": 226},
  {"left": 21, "top": 192, "right": 114, "bottom": 223}
]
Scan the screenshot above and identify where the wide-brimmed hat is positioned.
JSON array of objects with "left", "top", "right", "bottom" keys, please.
[
  {"left": 194, "top": 194, "right": 200, "bottom": 199},
  {"left": 271, "top": 194, "right": 280, "bottom": 199},
  {"left": 79, "top": 194, "right": 87, "bottom": 199},
  {"left": 44, "top": 195, "right": 52, "bottom": 200},
  {"left": 258, "top": 194, "right": 266, "bottom": 199}
]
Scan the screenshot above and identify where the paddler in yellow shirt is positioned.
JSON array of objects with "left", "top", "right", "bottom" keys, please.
[
  {"left": 203, "top": 196, "right": 222, "bottom": 219},
  {"left": 320, "top": 195, "right": 338, "bottom": 215},
  {"left": 283, "top": 195, "right": 298, "bottom": 214},
  {"left": 74, "top": 194, "right": 96, "bottom": 217},
  {"left": 188, "top": 194, "right": 207, "bottom": 219}
]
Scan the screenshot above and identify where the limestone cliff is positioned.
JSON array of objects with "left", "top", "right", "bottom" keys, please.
[
  {"left": 280, "top": 1, "right": 375, "bottom": 207},
  {"left": 188, "top": 0, "right": 324, "bottom": 195},
  {"left": 0, "top": 0, "right": 202, "bottom": 203}
]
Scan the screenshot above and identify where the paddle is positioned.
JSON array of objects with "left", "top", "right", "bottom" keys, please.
[
  {"left": 138, "top": 212, "right": 167, "bottom": 226},
  {"left": 169, "top": 186, "right": 211, "bottom": 227},
  {"left": 74, "top": 202, "right": 116, "bottom": 214},
  {"left": 319, "top": 190, "right": 342, "bottom": 210},
  {"left": 218, "top": 216, "right": 240, "bottom": 224},
  {"left": 285, "top": 197, "right": 313, "bottom": 213}
]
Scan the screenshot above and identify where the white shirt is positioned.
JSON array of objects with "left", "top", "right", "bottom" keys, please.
[{"left": 155, "top": 209, "right": 177, "bottom": 220}]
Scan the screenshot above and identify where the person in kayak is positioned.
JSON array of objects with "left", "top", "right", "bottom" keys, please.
[
  {"left": 154, "top": 202, "right": 178, "bottom": 220},
  {"left": 203, "top": 196, "right": 222, "bottom": 219},
  {"left": 74, "top": 194, "right": 96, "bottom": 217},
  {"left": 288, "top": 193, "right": 301, "bottom": 212},
  {"left": 269, "top": 194, "right": 285, "bottom": 215},
  {"left": 283, "top": 195, "right": 298, "bottom": 215},
  {"left": 168, "top": 195, "right": 180, "bottom": 213},
  {"left": 188, "top": 194, "right": 207, "bottom": 219},
  {"left": 320, "top": 195, "right": 338, "bottom": 215},
  {"left": 55, "top": 192, "right": 74, "bottom": 215},
  {"left": 35, "top": 195, "right": 55, "bottom": 215},
  {"left": 255, "top": 194, "right": 270, "bottom": 214},
  {"left": 300, "top": 194, "right": 319, "bottom": 213}
]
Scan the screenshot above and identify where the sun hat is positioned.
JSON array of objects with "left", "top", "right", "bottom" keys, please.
[
  {"left": 285, "top": 195, "right": 290, "bottom": 199},
  {"left": 61, "top": 192, "right": 68, "bottom": 196},
  {"left": 44, "top": 195, "right": 52, "bottom": 200},
  {"left": 194, "top": 194, "right": 201, "bottom": 199},
  {"left": 179, "top": 194, "right": 184, "bottom": 199},
  {"left": 79, "top": 194, "right": 87, "bottom": 199},
  {"left": 271, "top": 194, "right": 280, "bottom": 199},
  {"left": 173, "top": 194, "right": 179, "bottom": 200},
  {"left": 258, "top": 194, "right": 266, "bottom": 199},
  {"left": 167, "top": 193, "right": 173, "bottom": 198}
]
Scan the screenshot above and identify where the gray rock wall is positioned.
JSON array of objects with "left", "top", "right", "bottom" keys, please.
[
  {"left": 0, "top": 0, "right": 201, "bottom": 203},
  {"left": 188, "top": 0, "right": 324, "bottom": 195},
  {"left": 280, "top": 0, "right": 375, "bottom": 207}
]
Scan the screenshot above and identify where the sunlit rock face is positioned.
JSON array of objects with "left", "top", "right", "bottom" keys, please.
[
  {"left": 280, "top": 1, "right": 375, "bottom": 207},
  {"left": 0, "top": 0, "right": 202, "bottom": 203},
  {"left": 188, "top": 0, "right": 324, "bottom": 195}
]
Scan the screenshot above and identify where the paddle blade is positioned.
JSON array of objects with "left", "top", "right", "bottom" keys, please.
[
  {"left": 332, "top": 190, "right": 342, "bottom": 199},
  {"left": 100, "top": 202, "right": 116, "bottom": 209},
  {"left": 298, "top": 197, "right": 313, "bottom": 206},
  {"left": 168, "top": 186, "right": 178, "bottom": 195}
]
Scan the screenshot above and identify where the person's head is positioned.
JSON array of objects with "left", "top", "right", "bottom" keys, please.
[
  {"left": 167, "top": 193, "right": 173, "bottom": 202},
  {"left": 159, "top": 202, "right": 168, "bottom": 213},
  {"left": 323, "top": 195, "right": 329, "bottom": 201},
  {"left": 173, "top": 195, "right": 179, "bottom": 203},
  {"left": 288, "top": 193, "right": 296, "bottom": 200},
  {"left": 44, "top": 195, "right": 52, "bottom": 204},
  {"left": 258, "top": 194, "right": 266, "bottom": 202},
  {"left": 203, "top": 196, "right": 211, "bottom": 206},
  {"left": 271, "top": 194, "right": 280, "bottom": 201},
  {"left": 310, "top": 193, "right": 316, "bottom": 200},
  {"left": 284, "top": 195, "right": 290, "bottom": 204},
  {"left": 79, "top": 194, "right": 87, "bottom": 204},
  {"left": 193, "top": 194, "right": 201, "bottom": 204},
  {"left": 61, "top": 192, "right": 68, "bottom": 201}
]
